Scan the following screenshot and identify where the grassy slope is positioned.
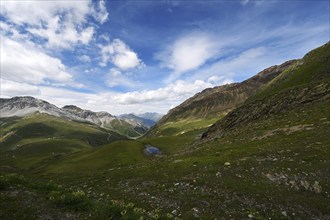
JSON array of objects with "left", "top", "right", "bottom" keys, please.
[
  {"left": 35, "top": 42, "right": 329, "bottom": 218},
  {"left": 0, "top": 43, "right": 329, "bottom": 219},
  {"left": 146, "top": 116, "right": 221, "bottom": 137},
  {"left": 109, "top": 118, "right": 147, "bottom": 138},
  {"left": 146, "top": 60, "right": 295, "bottom": 138},
  {"left": 252, "top": 42, "right": 329, "bottom": 101},
  {"left": 0, "top": 113, "right": 126, "bottom": 170},
  {"left": 31, "top": 99, "right": 328, "bottom": 219},
  {"left": 46, "top": 140, "right": 148, "bottom": 173},
  {"left": 202, "top": 42, "right": 330, "bottom": 139}
]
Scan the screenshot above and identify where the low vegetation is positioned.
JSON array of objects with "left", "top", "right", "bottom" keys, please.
[{"left": 0, "top": 43, "right": 329, "bottom": 219}]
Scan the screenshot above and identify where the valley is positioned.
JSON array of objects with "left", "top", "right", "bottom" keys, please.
[{"left": 1, "top": 43, "right": 329, "bottom": 219}]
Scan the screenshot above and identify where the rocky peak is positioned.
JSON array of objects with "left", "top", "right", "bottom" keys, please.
[
  {"left": 62, "top": 105, "right": 83, "bottom": 112},
  {"left": 1, "top": 96, "right": 51, "bottom": 109},
  {"left": 0, "top": 96, "right": 68, "bottom": 118}
]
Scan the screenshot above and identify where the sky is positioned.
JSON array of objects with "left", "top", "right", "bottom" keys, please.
[{"left": 0, "top": 0, "right": 329, "bottom": 115}]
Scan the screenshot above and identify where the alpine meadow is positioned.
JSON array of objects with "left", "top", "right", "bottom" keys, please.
[{"left": 0, "top": 1, "right": 329, "bottom": 219}]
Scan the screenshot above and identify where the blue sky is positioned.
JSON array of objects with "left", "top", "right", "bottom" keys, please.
[{"left": 1, "top": 0, "right": 329, "bottom": 114}]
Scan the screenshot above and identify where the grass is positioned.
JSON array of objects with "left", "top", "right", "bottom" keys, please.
[
  {"left": 0, "top": 99, "right": 329, "bottom": 218},
  {"left": 45, "top": 140, "right": 148, "bottom": 173},
  {"left": 0, "top": 113, "right": 128, "bottom": 171},
  {"left": 252, "top": 43, "right": 330, "bottom": 101},
  {"left": 148, "top": 117, "right": 221, "bottom": 137},
  {"left": 0, "top": 172, "right": 177, "bottom": 219},
  {"left": 0, "top": 113, "right": 125, "bottom": 149},
  {"left": 0, "top": 43, "right": 329, "bottom": 219}
]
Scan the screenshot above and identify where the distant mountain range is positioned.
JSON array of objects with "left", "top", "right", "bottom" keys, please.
[
  {"left": 135, "top": 112, "right": 163, "bottom": 122},
  {"left": 0, "top": 97, "right": 162, "bottom": 138},
  {"left": 118, "top": 113, "right": 158, "bottom": 128}
]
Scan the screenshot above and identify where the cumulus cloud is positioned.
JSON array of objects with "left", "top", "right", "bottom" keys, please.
[
  {"left": 0, "top": 0, "right": 108, "bottom": 49},
  {"left": 113, "top": 80, "right": 213, "bottom": 105},
  {"left": 0, "top": 35, "right": 72, "bottom": 85},
  {"left": 28, "top": 24, "right": 94, "bottom": 49},
  {"left": 156, "top": 32, "right": 220, "bottom": 81},
  {"left": 100, "top": 39, "right": 144, "bottom": 70}
]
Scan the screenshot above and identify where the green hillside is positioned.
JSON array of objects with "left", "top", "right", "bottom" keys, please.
[
  {"left": 0, "top": 113, "right": 126, "bottom": 170},
  {"left": 1, "top": 43, "right": 329, "bottom": 219},
  {"left": 202, "top": 42, "right": 330, "bottom": 139},
  {"left": 146, "top": 60, "right": 295, "bottom": 137}
]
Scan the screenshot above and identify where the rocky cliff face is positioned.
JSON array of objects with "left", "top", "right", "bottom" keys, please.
[
  {"left": 62, "top": 105, "right": 116, "bottom": 126},
  {"left": 202, "top": 42, "right": 330, "bottom": 140}
]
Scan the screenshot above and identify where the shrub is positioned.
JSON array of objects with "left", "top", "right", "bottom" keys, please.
[
  {"left": 49, "top": 189, "right": 91, "bottom": 211},
  {"left": 0, "top": 173, "right": 26, "bottom": 190}
]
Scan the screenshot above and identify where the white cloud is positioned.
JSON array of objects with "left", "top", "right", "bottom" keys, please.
[
  {"left": 100, "top": 39, "right": 144, "bottom": 70},
  {"left": 43, "top": 80, "right": 219, "bottom": 114},
  {"left": 1, "top": 1, "right": 88, "bottom": 26},
  {"left": 110, "top": 68, "right": 122, "bottom": 77},
  {"left": 0, "top": 0, "right": 108, "bottom": 49},
  {"left": 188, "top": 47, "right": 267, "bottom": 83},
  {"left": 0, "top": 21, "right": 29, "bottom": 41},
  {"left": 0, "top": 35, "right": 72, "bottom": 85},
  {"left": 0, "top": 77, "right": 230, "bottom": 115},
  {"left": 79, "top": 55, "right": 91, "bottom": 63},
  {"left": 156, "top": 32, "right": 220, "bottom": 81},
  {"left": 113, "top": 80, "right": 214, "bottom": 105},
  {"left": 0, "top": 79, "right": 41, "bottom": 97},
  {"left": 92, "top": 0, "right": 109, "bottom": 24},
  {"left": 27, "top": 16, "right": 95, "bottom": 49},
  {"left": 107, "top": 68, "right": 139, "bottom": 88}
]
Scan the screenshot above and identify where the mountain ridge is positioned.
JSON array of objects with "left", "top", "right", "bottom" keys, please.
[
  {"left": 0, "top": 97, "right": 158, "bottom": 138},
  {"left": 146, "top": 59, "right": 296, "bottom": 137},
  {"left": 118, "top": 113, "right": 156, "bottom": 128},
  {"left": 201, "top": 42, "right": 330, "bottom": 140}
]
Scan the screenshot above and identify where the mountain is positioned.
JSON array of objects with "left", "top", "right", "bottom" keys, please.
[
  {"left": 118, "top": 113, "right": 156, "bottom": 128},
  {"left": 136, "top": 112, "right": 163, "bottom": 122},
  {"left": 62, "top": 105, "right": 148, "bottom": 137},
  {"left": 202, "top": 42, "right": 330, "bottom": 140},
  {"left": 1, "top": 43, "right": 329, "bottom": 219},
  {"left": 0, "top": 112, "right": 127, "bottom": 170},
  {"left": 0, "top": 97, "right": 148, "bottom": 138},
  {"left": 146, "top": 59, "right": 296, "bottom": 137},
  {"left": 0, "top": 96, "right": 79, "bottom": 120}
]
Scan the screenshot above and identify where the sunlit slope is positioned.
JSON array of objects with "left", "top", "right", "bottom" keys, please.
[
  {"left": 146, "top": 60, "right": 295, "bottom": 137},
  {"left": 202, "top": 42, "right": 330, "bottom": 139},
  {"left": 0, "top": 113, "right": 126, "bottom": 169}
]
